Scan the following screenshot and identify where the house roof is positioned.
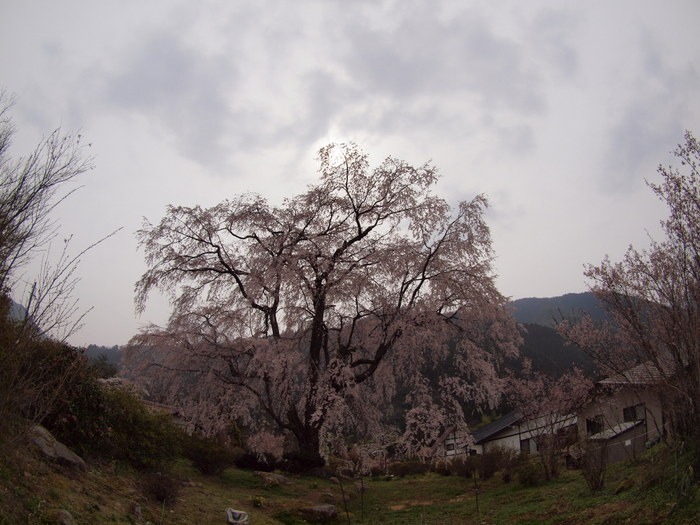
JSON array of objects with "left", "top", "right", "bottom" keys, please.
[
  {"left": 472, "top": 410, "right": 523, "bottom": 444},
  {"left": 589, "top": 420, "right": 643, "bottom": 441},
  {"left": 599, "top": 354, "right": 677, "bottom": 385}
]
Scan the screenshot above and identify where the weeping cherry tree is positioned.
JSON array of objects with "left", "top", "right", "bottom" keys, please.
[{"left": 132, "top": 143, "right": 519, "bottom": 463}]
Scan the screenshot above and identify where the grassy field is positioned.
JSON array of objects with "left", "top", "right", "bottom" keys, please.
[{"left": 1, "top": 443, "right": 699, "bottom": 524}]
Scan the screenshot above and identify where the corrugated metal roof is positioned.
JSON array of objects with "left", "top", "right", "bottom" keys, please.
[
  {"left": 472, "top": 410, "right": 523, "bottom": 444},
  {"left": 589, "top": 420, "right": 643, "bottom": 440}
]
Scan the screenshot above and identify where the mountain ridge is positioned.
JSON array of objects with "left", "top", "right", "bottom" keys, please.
[{"left": 510, "top": 291, "right": 607, "bottom": 328}]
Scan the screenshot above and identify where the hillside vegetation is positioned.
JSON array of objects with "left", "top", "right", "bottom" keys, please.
[{"left": 1, "top": 438, "right": 698, "bottom": 524}]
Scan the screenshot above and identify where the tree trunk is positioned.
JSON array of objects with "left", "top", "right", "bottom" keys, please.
[
  {"left": 295, "top": 426, "right": 324, "bottom": 466},
  {"left": 287, "top": 407, "right": 325, "bottom": 468}
]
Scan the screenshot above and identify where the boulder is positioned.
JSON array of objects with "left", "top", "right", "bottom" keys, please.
[
  {"left": 254, "top": 471, "right": 289, "bottom": 486},
  {"left": 299, "top": 504, "right": 338, "bottom": 523},
  {"left": 45, "top": 509, "right": 76, "bottom": 525},
  {"left": 30, "top": 425, "right": 86, "bottom": 471}
]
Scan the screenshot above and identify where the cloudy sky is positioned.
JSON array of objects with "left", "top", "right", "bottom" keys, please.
[{"left": 1, "top": 0, "right": 698, "bottom": 346}]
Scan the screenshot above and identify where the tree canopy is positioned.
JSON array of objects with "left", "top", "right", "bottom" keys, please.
[{"left": 132, "top": 143, "right": 519, "bottom": 461}]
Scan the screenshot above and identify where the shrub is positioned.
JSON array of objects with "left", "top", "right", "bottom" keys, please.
[
  {"left": 251, "top": 495, "right": 266, "bottom": 508},
  {"left": 0, "top": 310, "right": 88, "bottom": 451},
  {"left": 448, "top": 456, "right": 476, "bottom": 478},
  {"left": 99, "top": 387, "right": 182, "bottom": 470},
  {"left": 88, "top": 354, "right": 118, "bottom": 379},
  {"left": 42, "top": 362, "right": 183, "bottom": 471},
  {"left": 387, "top": 460, "right": 431, "bottom": 477},
  {"left": 651, "top": 443, "right": 698, "bottom": 505},
  {"left": 182, "top": 433, "right": 239, "bottom": 476},
  {"left": 280, "top": 450, "right": 326, "bottom": 474},
  {"left": 500, "top": 449, "right": 522, "bottom": 484},
  {"left": 517, "top": 458, "right": 544, "bottom": 487},
  {"left": 442, "top": 449, "right": 520, "bottom": 480},
  {"left": 369, "top": 465, "right": 385, "bottom": 477},
  {"left": 432, "top": 461, "right": 452, "bottom": 476},
  {"left": 478, "top": 446, "right": 519, "bottom": 480},
  {"left": 222, "top": 422, "right": 244, "bottom": 448},
  {"left": 234, "top": 452, "right": 278, "bottom": 472},
  {"left": 478, "top": 450, "right": 499, "bottom": 480},
  {"left": 580, "top": 440, "right": 607, "bottom": 492},
  {"left": 41, "top": 365, "right": 110, "bottom": 456},
  {"left": 142, "top": 470, "right": 180, "bottom": 506}
]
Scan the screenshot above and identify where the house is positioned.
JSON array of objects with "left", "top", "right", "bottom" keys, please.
[
  {"left": 473, "top": 411, "right": 577, "bottom": 455},
  {"left": 434, "top": 359, "right": 671, "bottom": 465},
  {"left": 471, "top": 411, "right": 526, "bottom": 454},
  {"left": 578, "top": 361, "right": 668, "bottom": 464},
  {"left": 431, "top": 426, "right": 474, "bottom": 459},
  {"left": 432, "top": 410, "right": 577, "bottom": 459}
]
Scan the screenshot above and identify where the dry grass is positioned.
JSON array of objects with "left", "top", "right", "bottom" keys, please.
[{"left": 1, "top": 443, "right": 699, "bottom": 524}]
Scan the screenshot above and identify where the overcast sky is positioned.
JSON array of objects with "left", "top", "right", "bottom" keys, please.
[{"left": 1, "top": 0, "right": 698, "bottom": 346}]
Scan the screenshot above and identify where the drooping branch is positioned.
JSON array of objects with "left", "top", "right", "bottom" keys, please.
[{"left": 132, "top": 142, "right": 519, "bottom": 460}]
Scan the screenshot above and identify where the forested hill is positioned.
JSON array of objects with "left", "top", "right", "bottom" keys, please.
[
  {"left": 508, "top": 292, "right": 605, "bottom": 378},
  {"left": 516, "top": 322, "right": 596, "bottom": 377},
  {"left": 8, "top": 298, "right": 27, "bottom": 321},
  {"left": 510, "top": 292, "right": 608, "bottom": 327}
]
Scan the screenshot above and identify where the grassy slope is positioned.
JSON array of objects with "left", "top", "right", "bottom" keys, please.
[{"left": 1, "top": 444, "right": 698, "bottom": 524}]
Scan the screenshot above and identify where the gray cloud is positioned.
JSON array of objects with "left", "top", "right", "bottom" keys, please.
[
  {"left": 91, "top": 2, "right": 560, "bottom": 173},
  {"left": 528, "top": 8, "right": 579, "bottom": 79},
  {"left": 301, "top": 4, "right": 547, "bottom": 160},
  {"left": 5, "top": 0, "right": 699, "bottom": 346},
  {"left": 339, "top": 6, "right": 545, "bottom": 111},
  {"left": 603, "top": 32, "right": 700, "bottom": 191},
  {"left": 296, "top": 70, "right": 353, "bottom": 142},
  {"left": 103, "top": 30, "right": 236, "bottom": 169}
]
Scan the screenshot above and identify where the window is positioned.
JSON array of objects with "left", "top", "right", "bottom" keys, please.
[
  {"left": 586, "top": 415, "right": 603, "bottom": 435},
  {"left": 520, "top": 438, "right": 531, "bottom": 454},
  {"left": 444, "top": 432, "right": 457, "bottom": 456},
  {"left": 623, "top": 403, "right": 645, "bottom": 422}
]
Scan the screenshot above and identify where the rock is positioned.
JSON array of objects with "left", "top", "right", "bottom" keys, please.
[
  {"left": 254, "top": 471, "right": 289, "bottom": 486},
  {"left": 181, "top": 479, "right": 203, "bottom": 488},
  {"left": 299, "top": 504, "right": 338, "bottom": 523},
  {"left": 45, "top": 509, "right": 76, "bottom": 525},
  {"left": 30, "top": 425, "right": 86, "bottom": 471},
  {"left": 320, "top": 491, "right": 335, "bottom": 503},
  {"left": 131, "top": 502, "right": 143, "bottom": 523}
]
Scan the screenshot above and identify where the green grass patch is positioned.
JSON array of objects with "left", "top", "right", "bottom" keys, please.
[{"left": 1, "top": 442, "right": 698, "bottom": 524}]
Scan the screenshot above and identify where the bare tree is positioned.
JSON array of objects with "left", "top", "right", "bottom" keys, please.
[
  {"left": 0, "top": 92, "right": 109, "bottom": 449},
  {"left": 507, "top": 366, "right": 593, "bottom": 480},
  {"left": 560, "top": 131, "right": 700, "bottom": 452},
  {"left": 132, "top": 142, "right": 520, "bottom": 462},
  {"left": 0, "top": 93, "right": 92, "bottom": 296}
]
